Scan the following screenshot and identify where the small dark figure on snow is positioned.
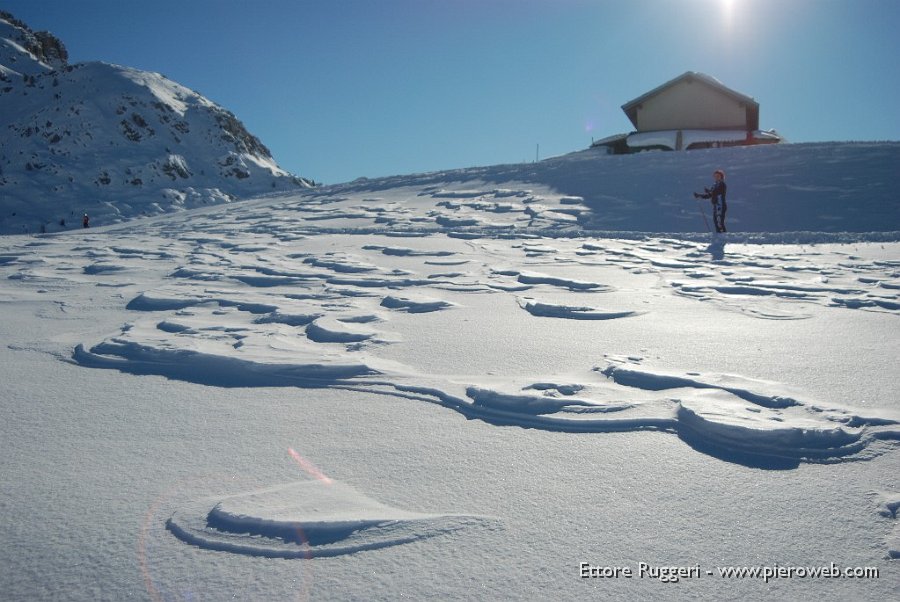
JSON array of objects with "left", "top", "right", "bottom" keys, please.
[
  {"left": 694, "top": 169, "right": 727, "bottom": 233},
  {"left": 82, "top": 213, "right": 90, "bottom": 228}
]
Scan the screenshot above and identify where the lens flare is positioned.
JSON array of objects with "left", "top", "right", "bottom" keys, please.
[{"left": 288, "top": 448, "right": 333, "bottom": 484}]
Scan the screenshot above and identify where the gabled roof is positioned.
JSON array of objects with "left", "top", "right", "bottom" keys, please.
[{"left": 621, "top": 71, "right": 759, "bottom": 129}]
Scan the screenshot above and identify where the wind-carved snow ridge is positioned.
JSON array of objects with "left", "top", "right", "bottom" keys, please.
[
  {"left": 599, "top": 359, "right": 804, "bottom": 409},
  {"left": 52, "top": 219, "right": 898, "bottom": 470},
  {"left": 515, "top": 270, "right": 612, "bottom": 291},
  {"left": 517, "top": 297, "right": 639, "bottom": 320},
  {"left": 450, "top": 357, "right": 898, "bottom": 468},
  {"left": 381, "top": 294, "right": 456, "bottom": 313},
  {"left": 597, "top": 357, "right": 900, "bottom": 468},
  {"left": 72, "top": 303, "right": 900, "bottom": 467},
  {"left": 166, "top": 480, "right": 491, "bottom": 558},
  {"left": 575, "top": 239, "right": 900, "bottom": 319},
  {"left": 1, "top": 165, "right": 885, "bottom": 472}
]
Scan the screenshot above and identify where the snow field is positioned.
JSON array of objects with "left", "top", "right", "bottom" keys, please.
[{"left": 2, "top": 143, "right": 899, "bottom": 599}]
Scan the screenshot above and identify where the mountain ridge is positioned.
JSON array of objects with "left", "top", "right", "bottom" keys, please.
[{"left": 0, "top": 11, "right": 312, "bottom": 234}]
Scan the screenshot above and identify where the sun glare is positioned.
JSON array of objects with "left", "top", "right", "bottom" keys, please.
[{"left": 722, "top": 0, "right": 736, "bottom": 25}]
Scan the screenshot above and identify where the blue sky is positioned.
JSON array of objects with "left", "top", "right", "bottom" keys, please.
[{"left": 4, "top": 0, "right": 899, "bottom": 183}]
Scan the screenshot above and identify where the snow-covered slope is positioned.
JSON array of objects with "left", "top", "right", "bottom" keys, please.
[
  {"left": 296, "top": 141, "right": 900, "bottom": 237},
  {"left": 1, "top": 169, "right": 898, "bottom": 599},
  {"left": 0, "top": 12, "right": 312, "bottom": 235}
]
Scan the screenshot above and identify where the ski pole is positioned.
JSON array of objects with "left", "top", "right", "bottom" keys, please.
[{"left": 694, "top": 197, "right": 710, "bottom": 232}]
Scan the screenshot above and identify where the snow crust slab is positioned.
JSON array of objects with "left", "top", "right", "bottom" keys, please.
[{"left": 166, "top": 480, "right": 489, "bottom": 558}]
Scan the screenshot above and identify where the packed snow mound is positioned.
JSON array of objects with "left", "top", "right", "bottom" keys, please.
[
  {"left": 166, "top": 479, "right": 490, "bottom": 558},
  {"left": 0, "top": 13, "right": 312, "bottom": 235}
]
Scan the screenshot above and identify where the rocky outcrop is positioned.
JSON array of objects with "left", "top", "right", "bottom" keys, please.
[{"left": 0, "top": 10, "right": 68, "bottom": 74}]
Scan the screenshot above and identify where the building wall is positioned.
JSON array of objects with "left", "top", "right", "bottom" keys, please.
[{"left": 636, "top": 80, "right": 747, "bottom": 131}]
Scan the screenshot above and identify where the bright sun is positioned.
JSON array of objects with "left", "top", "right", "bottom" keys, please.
[{"left": 721, "top": 0, "right": 737, "bottom": 25}]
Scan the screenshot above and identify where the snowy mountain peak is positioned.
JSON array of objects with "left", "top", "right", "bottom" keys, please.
[
  {"left": 0, "top": 11, "right": 312, "bottom": 235},
  {"left": 0, "top": 11, "right": 67, "bottom": 76}
]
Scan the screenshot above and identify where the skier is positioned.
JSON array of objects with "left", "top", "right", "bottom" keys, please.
[
  {"left": 82, "top": 213, "right": 90, "bottom": 228},
  {"left": 694, "top": 169, "right": 727, "bottom": 233}
]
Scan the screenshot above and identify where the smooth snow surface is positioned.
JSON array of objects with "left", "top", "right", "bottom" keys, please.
[{"left": 2, "top": 143, "right": 899, "bottom": 600}]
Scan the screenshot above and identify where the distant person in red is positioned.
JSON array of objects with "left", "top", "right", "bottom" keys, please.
[
  {"left": 694, "top": 169, "right": 727, "bottom": 233},
  {"left": 82, "top": 213, "right": 90, "bottom": 228}
]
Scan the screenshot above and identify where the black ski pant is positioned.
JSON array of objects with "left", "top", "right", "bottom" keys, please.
[{"left": 712, "top": 200, "right": 727, "bottom": 232}]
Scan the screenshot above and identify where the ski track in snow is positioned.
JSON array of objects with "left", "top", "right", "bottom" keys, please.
[{"left": 3, "top": 179, "right": 900, "bottom": 557}]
